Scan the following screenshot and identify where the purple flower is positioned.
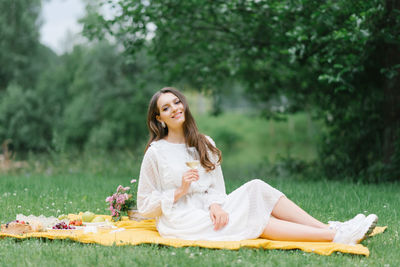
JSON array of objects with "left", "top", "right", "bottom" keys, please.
[
  {"left": 105, "top": 196, "right": 113, "bottom": 203},
  {"left": 130, "top": 179, "right": 137, "bottom": 184}
]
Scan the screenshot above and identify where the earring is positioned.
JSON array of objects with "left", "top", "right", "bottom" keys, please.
[{"left": 161, "top": 121, "right": 166, "bottom": 128}]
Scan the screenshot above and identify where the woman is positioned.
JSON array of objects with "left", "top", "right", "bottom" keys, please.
[{"left": 137, "top": 87, "right": 378, "bottom": 244}]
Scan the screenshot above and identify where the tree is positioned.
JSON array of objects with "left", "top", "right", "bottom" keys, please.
[
  {"left": 53, "top": 42, "right": 157, "bottom": 150},
  {"left": 0, "top": 0, "right": 48, "bottom": 90},
  {"left": 83, "top": 0, "right": 400, "bottom": 181},
  {"left": 0, "top": 41, "right": 161, "bottom": 151}
]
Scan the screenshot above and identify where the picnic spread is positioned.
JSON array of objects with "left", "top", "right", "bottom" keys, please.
[{"left": 0, "top": 212, "right": 387, "bottom": 257}]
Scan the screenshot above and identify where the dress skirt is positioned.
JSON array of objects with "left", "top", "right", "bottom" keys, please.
[{"left": 157, "top": 179, "right": 284, "bottom": 241}]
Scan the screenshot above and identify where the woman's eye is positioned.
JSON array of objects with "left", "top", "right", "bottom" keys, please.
[{"left": 163, "top": 107, "right": 169, "bottom": 111}]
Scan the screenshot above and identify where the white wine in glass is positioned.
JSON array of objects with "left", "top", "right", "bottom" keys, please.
[{"left": 185, "top": 160, "right": 200, "bottom": 169}]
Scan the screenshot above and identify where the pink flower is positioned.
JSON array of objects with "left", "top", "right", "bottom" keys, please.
[
  {"left": 108, "top": 182, "right": 137, "bottom": 221},
  {"left": 115, "top": 204, "right": 122, "bottom": 211},
  {"left": 116, "top": 194, "right": 125, "bottom": 204}
]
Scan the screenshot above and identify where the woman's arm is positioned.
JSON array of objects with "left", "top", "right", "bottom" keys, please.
[
  {"left": 204, "top": 136, "right": 229, "bottom": 229},
  {"left": 205, "top": 163, "right": 227, "bottom": 208},
  {"left": 203, "top": 136, "right": 227, "bottom": 208},
  {"left": 207, "top": 166, "right": 229, "bottom": 230},
  {"left": 137, "top": 147, "right": 175, "bottom": 218}
]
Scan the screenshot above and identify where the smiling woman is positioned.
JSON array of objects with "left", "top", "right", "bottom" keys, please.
[
  {"left": 137, "top": 87, "right": 378, "bottom": 244},
  {"left": 145, "top": 87, "right": 221, "bottom": 172}
]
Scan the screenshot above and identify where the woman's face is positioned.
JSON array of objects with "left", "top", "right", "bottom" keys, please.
[{"left": 156, "top": 92, "right": 185, "bottom": 130}]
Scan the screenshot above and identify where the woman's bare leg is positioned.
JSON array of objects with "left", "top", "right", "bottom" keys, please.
[
  {"left": 272, "top": 196, "right": 328, "bottom": 229},
  {"left": 261, "top": 216, "right": 335, "bottom": 242}
]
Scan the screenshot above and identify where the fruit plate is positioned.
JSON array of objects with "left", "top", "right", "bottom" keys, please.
[
  {"left": 47, "top": 226, "right": 84, "bottom": 230},
  {"left": 83, "top": 222, "right": 112, "bottom": 227}
]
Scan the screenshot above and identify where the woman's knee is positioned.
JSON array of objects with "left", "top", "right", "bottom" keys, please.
[{"left": 249, "top": 179, "right": 266, "bottom": 187}]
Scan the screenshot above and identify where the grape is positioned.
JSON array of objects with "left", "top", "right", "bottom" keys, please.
[{"left": 52, "top": 222, "right": 76, "bottom": 230}]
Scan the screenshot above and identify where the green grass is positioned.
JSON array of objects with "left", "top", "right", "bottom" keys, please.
[
  {"left": 0, "top": 161, "right": 398, "bottom": 266},
  {"left": 0, "top": 113, "right": 398, "bottom": 266}
]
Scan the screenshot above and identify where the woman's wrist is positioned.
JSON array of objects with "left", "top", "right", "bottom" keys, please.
[
  {"left": 209, "top": 203, "right": 221, "bottom": 210},
  {"left": 174, "top": 187, "right": 185, "bottom": 203}
]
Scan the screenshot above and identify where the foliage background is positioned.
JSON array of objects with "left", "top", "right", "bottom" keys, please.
[
  {"left": 0, "top": 0, "right": 399, "bottom": 182},
  {"left": 0, "top": 2, "right": 399, "bottom": 265}
]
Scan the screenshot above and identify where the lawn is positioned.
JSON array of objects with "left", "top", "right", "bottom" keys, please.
[
  {"left": 0, "top": 158, "right": 398, "bottom": 266},
  {"left": 0, "top": 113, "right": 398, "bottom": 266}
]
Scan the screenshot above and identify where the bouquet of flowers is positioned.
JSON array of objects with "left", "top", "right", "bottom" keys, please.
[{"left": 106, "top": 179, "right": 137, "bottom": 222}]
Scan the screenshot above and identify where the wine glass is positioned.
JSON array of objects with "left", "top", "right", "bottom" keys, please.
[{"left": 185, "top": 147, "right": 200, "bottom": 169}]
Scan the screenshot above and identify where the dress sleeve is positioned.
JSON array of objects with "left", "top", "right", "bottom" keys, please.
[
  {"left": 137, "top": 146, "right": 175, "bottom": 218},
  {"left": 205, "top": 164, "right": 227, "bottom": 208},
  {"left": 204, "top": 136, "right": 228, "bottom": 208}
]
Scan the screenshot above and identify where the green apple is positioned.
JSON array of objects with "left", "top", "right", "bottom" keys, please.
[
  {"left": 92, "top": 216, "right": 105, "bottom": 223},
  {"left": 82, "top": 211, "right": 95, "bottom": 222},
  {"left": 58, "top": 214, "right": 68, "bottom": 220}
]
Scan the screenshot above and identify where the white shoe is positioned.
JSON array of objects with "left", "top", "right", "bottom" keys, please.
[
  {"left": 333, "top": 214, "right": 378, "bottom": 245},
  {"left": 364, "top": 214, "right": 379, "bottom": 235},
  {"left": 328, "top": 214, "right": 366, "bottom": 230}
]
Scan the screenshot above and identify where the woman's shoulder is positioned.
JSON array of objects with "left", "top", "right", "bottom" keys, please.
[
  {"left": 204, "top": 135, "right": 216, "bottom": 147},
  {"left": 142, "top": 141, "right": 162, "bottom": 164},
  {"left": 146, "top": 139, "right": 164, "bottom": 153},
  {"left": 146, "top": 139, "right": 178, "bottom": 153}
]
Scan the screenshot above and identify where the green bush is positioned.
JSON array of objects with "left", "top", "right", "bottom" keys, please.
[
  {"left": 0, "top": 84, "right": 53, "bottom": 151},
  {"left": 0, "top": 42, "right": 160, "bottom": 152}
]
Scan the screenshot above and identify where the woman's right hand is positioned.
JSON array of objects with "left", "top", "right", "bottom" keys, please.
[{"left": 174, "top": 169, "right": 199, "bottom": 202}]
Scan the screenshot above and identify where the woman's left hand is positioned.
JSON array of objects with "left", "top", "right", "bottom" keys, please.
[{"left": 209, "top": 204, "right": 229, "bottom": 231}]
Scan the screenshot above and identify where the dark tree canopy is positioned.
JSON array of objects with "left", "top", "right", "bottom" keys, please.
[
  {"left": 83, "top": 0, "right": 400, "bottom": 181},
  {"left": 0, "top": 0, "right": 50, "bottom": 90}
]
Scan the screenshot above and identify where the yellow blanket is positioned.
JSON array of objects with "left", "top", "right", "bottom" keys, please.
[{"left": 0, "top": 214, "right": 386, "bottom": 257}]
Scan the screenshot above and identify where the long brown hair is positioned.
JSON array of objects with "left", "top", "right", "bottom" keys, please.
[{"left": 145, "top": 87, "right": 222, "bottom": 171}]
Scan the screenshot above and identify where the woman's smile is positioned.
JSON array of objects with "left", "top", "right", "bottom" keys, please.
[{"left": 172, "top": 111, "right": 183, "bottom": 119}]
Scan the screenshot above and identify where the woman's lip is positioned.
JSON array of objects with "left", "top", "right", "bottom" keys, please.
[{"left": 172, "top": 112, "right": 183, "bottom": 119}]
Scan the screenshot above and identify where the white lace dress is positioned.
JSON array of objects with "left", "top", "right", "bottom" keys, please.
[{"left": 137, "top": 138, "right": 284, "bottom": 241}]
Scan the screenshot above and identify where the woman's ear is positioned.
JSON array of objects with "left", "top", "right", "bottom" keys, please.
[
  {"left": 156, "top": 115, "right": 162, "bottom": 124},
  {"left": 156, "top": 115, "right": 166, "bottom": 128}
]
